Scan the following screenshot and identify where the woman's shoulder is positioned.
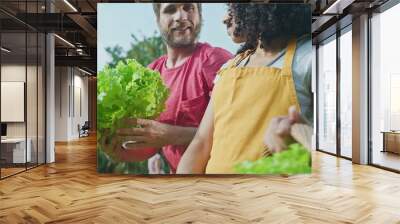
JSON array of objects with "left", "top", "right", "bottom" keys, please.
[
  {"left": 295, "top": 34, "right": 312, "bottom": 52},
  {"left": 213, "top": 53, "right": 245, "bottom": 84},
  {"left": 218, "top": 53, "right": 244, "bottom": 70},
  {"left": 293, "top": 34, "right": 312, "bottom": 67}
]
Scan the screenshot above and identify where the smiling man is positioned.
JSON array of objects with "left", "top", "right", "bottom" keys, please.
[{"left": 115, "top": 3, "right": 232, "bottom": 174}]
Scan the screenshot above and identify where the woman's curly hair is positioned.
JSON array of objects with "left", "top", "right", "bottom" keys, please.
[{"left": 229, "top": 3, "right": 311, "bottom": 54}]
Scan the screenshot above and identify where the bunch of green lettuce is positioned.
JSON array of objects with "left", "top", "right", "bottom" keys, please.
[
  {"left": 97, "top": 59, "right": 169, "bottom": 140},
  {"left": 234, "top": 143, "right": 311, "bottom": 175}
]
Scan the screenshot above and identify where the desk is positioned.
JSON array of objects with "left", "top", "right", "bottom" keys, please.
[
  {"left": 381, "top": 131, "right": 400, "bottom": 155},
  {"left": 1, "top": 138, "right": 31, "bottom": 163}
]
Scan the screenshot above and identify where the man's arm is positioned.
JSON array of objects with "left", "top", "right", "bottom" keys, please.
[
  {"left": 177, "top": 100, "right": 214, "bottom": 174},
  {"left": 104, "top": 121, "right": 196, "bottom": 163},
  {"left": 116, "top": 119, "right": 197, "bottom": 149}
]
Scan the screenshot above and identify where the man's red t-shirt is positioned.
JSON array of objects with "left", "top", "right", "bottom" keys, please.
[{"left": 148, "top": 42, "right": 232, "bottom": 173}]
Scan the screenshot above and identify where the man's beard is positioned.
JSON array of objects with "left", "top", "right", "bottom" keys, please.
[{"left": 161, "top": 22, "right": 201, "bottom": 48}]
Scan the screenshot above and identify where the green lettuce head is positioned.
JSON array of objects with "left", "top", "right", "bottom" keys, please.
[{"left": 97, "top": 59, "right": 169, "bottom": 138}]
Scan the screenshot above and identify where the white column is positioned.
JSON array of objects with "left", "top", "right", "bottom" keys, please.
[
  {"left": 45, "top": 0, "right": 55, "bottom": 163},
  {"left": 352, "top": 14, "right": 369, "bottom": 164},
  {"left": 46, "top": 33, "right": 55, "bottom": 163}
]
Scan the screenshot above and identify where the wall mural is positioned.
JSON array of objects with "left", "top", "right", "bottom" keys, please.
[{"left": 97, "top": 3, "right": 313, "bottom": 175}]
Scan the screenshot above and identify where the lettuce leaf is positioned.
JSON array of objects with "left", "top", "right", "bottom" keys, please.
[{"left": 234, "top": 143, "right": 311, "bottom": 175}]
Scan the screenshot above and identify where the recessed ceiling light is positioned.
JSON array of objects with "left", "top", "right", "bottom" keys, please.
[
  {"left": 54, "top": 34, "right": 75, "bottom": 48},
  {"left": 1, "top": 47, "right": 11, "bottom": 53},
  {"left": 322, "top": 0, "right": 351, "bottom": 15},
  {"left": 78, "top": 67, "right": 93, "bottom": 76},
  {"left": 63, "top": 0, "right": 78, "bottom": 12}
]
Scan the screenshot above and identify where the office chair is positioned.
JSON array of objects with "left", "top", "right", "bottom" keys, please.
[{"left": 79, "top": 121, "right": 90, "bottom": 138}]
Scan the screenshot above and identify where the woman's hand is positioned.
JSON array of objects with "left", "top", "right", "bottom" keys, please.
[{"left": 263, "top": 105, "right": 304, "bottom": 153}]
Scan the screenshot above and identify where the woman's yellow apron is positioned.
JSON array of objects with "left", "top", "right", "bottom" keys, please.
[{"left": 206, "top": 39, "right": 301, "bottom": 174}]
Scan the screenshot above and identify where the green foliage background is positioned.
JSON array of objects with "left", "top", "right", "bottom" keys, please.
[
  {"left": 97, "top": 32, "right": 169, "bottom": 174},
  {"left": 105, "top": 32, "right": 166, "bottom": 68}
]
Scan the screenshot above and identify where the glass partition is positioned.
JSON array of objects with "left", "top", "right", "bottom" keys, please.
[
  {"left": 1, "top": 30, "right": 28, "bottom": 178},
  {"left": 0, "top": 1, "right": 46, "bottom": 179}
]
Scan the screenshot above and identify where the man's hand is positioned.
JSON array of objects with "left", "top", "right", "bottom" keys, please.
[
  {"left": 263, "top": 106, "right": 303, "bottom": 153},
  {"left": 116, "top": 118, "right": 197, "bottom": 150},
  {"left": 100, "top": 129, "right": 124, "bottom": 161},
  {"left": 116, "top": 118, "right": 173, "bottom": 150}
]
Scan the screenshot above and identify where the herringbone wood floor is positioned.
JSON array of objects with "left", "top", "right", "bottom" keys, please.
[{"left": 0, "top": 135, "right": 400, "bottom": 224}]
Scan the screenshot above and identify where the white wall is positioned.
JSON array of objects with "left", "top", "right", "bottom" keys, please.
[
  {"left": 72, "top": 73, "right": 89, "bottom": 138},
  {"left": 1, "top": 65, "right": 36, "bottom": 138},
  {"left": 1, "top": 63, "right": 46, "bottom": 164},
  {"left": 1, "top": 66, "right": 26, "bottom": 137},
  {"left": 1, "top": 82, "right": 25, "bottom": 122},
  {"left": 55, "top": 66, "right": 69, "bottom": 141},
  {"left": 54, "top": 67, "right": 89, "bottom": 141},
  {"left": 1, "top": 65, "right": 26, "bottom": 142}
]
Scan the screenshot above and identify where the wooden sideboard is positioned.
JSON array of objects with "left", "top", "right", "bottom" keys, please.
[{"left": 382, "top": 131, "right": 400, "bottom": 154}]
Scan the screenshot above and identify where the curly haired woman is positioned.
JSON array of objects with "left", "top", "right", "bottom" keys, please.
[{"left": 177, "top": 3, "right": 313, "bottom": 174}]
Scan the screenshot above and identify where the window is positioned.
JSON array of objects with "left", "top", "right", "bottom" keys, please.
[
  {"left": 339, "top": 28, "right": 352, "bottom": 158},
  {"left": 370, "top": 3, "right": 400, "bottom": 171},
  {"left": 317, "top": 36, "right": 337, "bottom": 154}
]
